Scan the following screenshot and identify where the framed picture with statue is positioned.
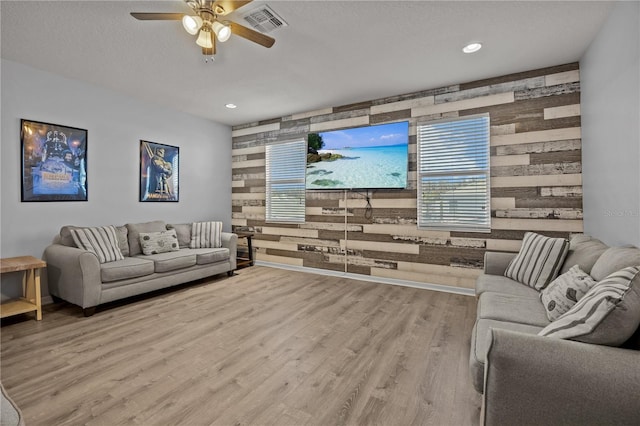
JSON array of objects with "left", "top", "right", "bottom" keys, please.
[
  {"left": 139, "top": 140, "right": 179, "bottom": 202},
  {"left": 20, "top": 119, "right": 88, "bottom": 202}
]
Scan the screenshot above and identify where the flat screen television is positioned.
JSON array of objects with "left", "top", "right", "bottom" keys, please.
[{"left": 306, "top": 121, "right": 409, "bottom": 190}]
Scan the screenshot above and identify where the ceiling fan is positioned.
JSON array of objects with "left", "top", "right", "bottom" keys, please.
[{"left": 131, "top": 0, "right": 275, "bottom": 61}]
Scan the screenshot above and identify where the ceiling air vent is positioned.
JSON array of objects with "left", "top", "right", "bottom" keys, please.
[{"left": 241, "top": 4, "right": 287, "bottom": 34}]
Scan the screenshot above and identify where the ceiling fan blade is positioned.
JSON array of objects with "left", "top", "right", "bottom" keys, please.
[
  {"left": 230, "top": 22, "right": 275, "bottom": 48},
  {"left": 130, "top": 13, "right": 184, "bottom": 21},
  {"left": 213, "top": 1, "right": 253, "bottom": 15}
]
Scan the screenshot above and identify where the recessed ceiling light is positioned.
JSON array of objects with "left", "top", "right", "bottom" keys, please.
[
  {"left": 225, "top": 103, "right": 237, "bottom": 109},
  {"left": 463, "top": 42, "right": 482, "bottom": 54}
]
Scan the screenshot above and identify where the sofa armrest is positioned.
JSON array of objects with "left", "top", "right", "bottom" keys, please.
[
  {"left": 221, "top": 232, "right": 238, "bottom": 270},
  {"left": 483, "top": 252, "right": 516, "bottom": 275},
  {"left": 483, "top": 328, "right": 640, "bottom": 426},
  {"left": 43, "top": 244, "right": 102, "bottom": 309}
]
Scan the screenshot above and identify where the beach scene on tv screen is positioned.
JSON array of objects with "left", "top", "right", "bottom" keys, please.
[{"left": 306, "top": 121, "right": 409, "bottom": 190}]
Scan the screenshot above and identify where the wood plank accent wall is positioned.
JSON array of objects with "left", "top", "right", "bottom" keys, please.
[{"left": 231, "top": 63, "right": 583, "bottom": 290}]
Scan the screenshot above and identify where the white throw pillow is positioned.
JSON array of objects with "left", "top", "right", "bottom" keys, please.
[
  {"left": 139, "top": 229, "right": 180, "bottom": 255},
  {"left": 540, "top": 265, "right": 598, "bottom": 321}
]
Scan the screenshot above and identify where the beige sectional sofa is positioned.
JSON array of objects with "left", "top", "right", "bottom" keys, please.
[
  {"left": 45, "top": 220, "right": 237, "bottom": 316},
  {"left": 470, "top": 234, "right": 640, "bottom": 425}
]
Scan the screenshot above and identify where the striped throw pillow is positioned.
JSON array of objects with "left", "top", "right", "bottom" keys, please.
[
  {"left": 539, "top": 266, "right": 640, "bottom": 344},
  {"left": 70, "top": 226, "right": 125, "bottom": 263},
  {"left": 190, "top": 221, "right": 223, "bottom": 249},
  {"left": 504, "top": 232, "right": 569, "bottom": 290}
]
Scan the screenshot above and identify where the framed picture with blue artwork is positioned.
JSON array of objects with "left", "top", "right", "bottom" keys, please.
[
  {"left": 139, "top": 140, "right": 179, "bottom": 202},
  {"left": 20, "top": 119, "right": 88, "bottom": 202}
]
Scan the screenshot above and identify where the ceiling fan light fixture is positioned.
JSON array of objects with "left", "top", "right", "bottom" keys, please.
[
  {"left": 131, "top": 0, "right": 278, "bottom": 60},
  {"left": 182, "top": 15, "right": 203, "bottom": 35},
  {"left": 212, "top": 21, "right": 231, "bottom": 42},
  {"left": 196, "top": 27, "right": 214, "bottom": 49}
]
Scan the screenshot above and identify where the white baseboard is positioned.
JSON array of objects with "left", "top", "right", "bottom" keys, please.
[
  {"left": 41, "top": 295, "right": 54, "bottom": 305},
  {"left": 254, "top": 261, "right": 476, "bottom": 297}
]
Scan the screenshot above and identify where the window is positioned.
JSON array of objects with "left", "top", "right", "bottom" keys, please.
[
  {"left": 265, "top": 139, "right": 306, "bottom": 223},
  {"left": 417, "top": 115, "right": 490, "bottom": 232}
]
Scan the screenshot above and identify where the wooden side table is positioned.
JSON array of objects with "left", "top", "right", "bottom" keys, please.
[
  {"left": 236, "top": 232, "right": 254, "bottom": 269},
  {"left": 0, "top": 256, "right": 46, "bottom": 321}
]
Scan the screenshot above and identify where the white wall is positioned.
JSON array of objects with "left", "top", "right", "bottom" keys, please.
[
  {"left": 1, "top": 59, "right": 232, "bottom": 299},
  {"left": 580, "top": 1, "right": 640, "bottom": 247}
]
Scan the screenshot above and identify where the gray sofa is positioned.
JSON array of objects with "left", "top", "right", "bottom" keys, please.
[
  {"left": 1, "top": 382, "right": 24, "bottom": 426},
  {"left": 470, "top": 234, "right": 640, "bottom": 425},
  {"left": 45, "top": 220, "right": 237, "bottom": 316}
]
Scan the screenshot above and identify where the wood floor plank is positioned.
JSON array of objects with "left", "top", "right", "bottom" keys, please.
[{"left": 1, "top": 266, "right": 481, "bottom": 426}]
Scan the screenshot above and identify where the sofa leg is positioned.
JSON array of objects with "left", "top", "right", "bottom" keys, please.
[
  {"left": 227, "top": 270, "right": 235, "bottom": 277},
  {"left": 83, "top": 307, "right": 96, "bottom": 317}
]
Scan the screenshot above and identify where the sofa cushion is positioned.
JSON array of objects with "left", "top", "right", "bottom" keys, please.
[
  {"left": 70, "top": 226, "right": 125, "bottom": 264},
  {"left": 139, "top": 230, "right": 179, "bottom": 255},
  {"left": 475, "top": 274, "right": 540, "bottom": 298},
  {"left": 505, "top": 232, "right": 569, "bottom": 290},
  {"left": 190, "top": 221, "right": 223, "bottom": 249},
  {"left": 559, "top": 234, "right": 609, "bottom": 275},
  {"left": 136, "top": 250, "right": 197, "bottom": 273},
  {"left": 189, "top": 248, "right": 231, "bottom": 265},
  {"left": 166, "top": 223, "right": 192, "bottom": 248},
  {"left": 115, "top": 225, "right": 129, "bottom": 257},
  {"left": 483, "top": 252, "right": 517, "bottom": 276},
  {"left": 477, "top": 292, "right": 550, "bottom": 327},
  {"left": 540, "top": 265, "right": 598, "bottom": 321},
  {"left": 60, "top": 225, "right": 80, "bottom": 247},
  {"left": 100, "top": 257, "right": 155, "bottom": 283},
  {"left": 539, "top": 266, "right": 640, "bottom": 346},
  {"left": 590, "top": 246, "right": 640, "bottom": 281},
  {"left": 126, "top": 220, "right": 166, "bottom": 256},
  {"left": 470, "top": 318, "right": 544, "bottom": 393}
]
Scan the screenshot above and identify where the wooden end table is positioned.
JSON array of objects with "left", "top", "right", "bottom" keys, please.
[
  {"left": 0, "top": 256, "right": 46, "bottom": 321},
  {"left": 236, "top": 232, "right": 254, "bottom": 269}
]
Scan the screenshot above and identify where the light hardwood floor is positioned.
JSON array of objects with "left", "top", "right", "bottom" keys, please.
[{"left": 1, "top": 266, "right": 481, "bottom": 426}]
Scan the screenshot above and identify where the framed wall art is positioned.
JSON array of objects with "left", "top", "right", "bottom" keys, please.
[
  {"left": 20, "top": 119, "right": 88, "bottom": 202},
  {"left": 139, "top": 140, "right": 179, "bottom": 202}
]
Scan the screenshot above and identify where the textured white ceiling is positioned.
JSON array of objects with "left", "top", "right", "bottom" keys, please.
[{"left": 1, "top": 1, "right": 613, "bottom": 126}]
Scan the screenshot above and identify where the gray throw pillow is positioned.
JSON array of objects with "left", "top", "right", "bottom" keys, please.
[
  {"left": 538, "top": 266, "right": 640, "bottom": 346},
  {"left": 540, "top": 265, "right": 598, "bottom": 321},
  {"left": 505, "top": 232, "right": 569, "bottom": 290}
]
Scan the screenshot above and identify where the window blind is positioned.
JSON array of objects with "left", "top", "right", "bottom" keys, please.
[
  {"left": 265, "top": 139, "right": 306, "bottom": 223},
  {"left": 417, "top": 115, "right": 490, "bottom": 232}
]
